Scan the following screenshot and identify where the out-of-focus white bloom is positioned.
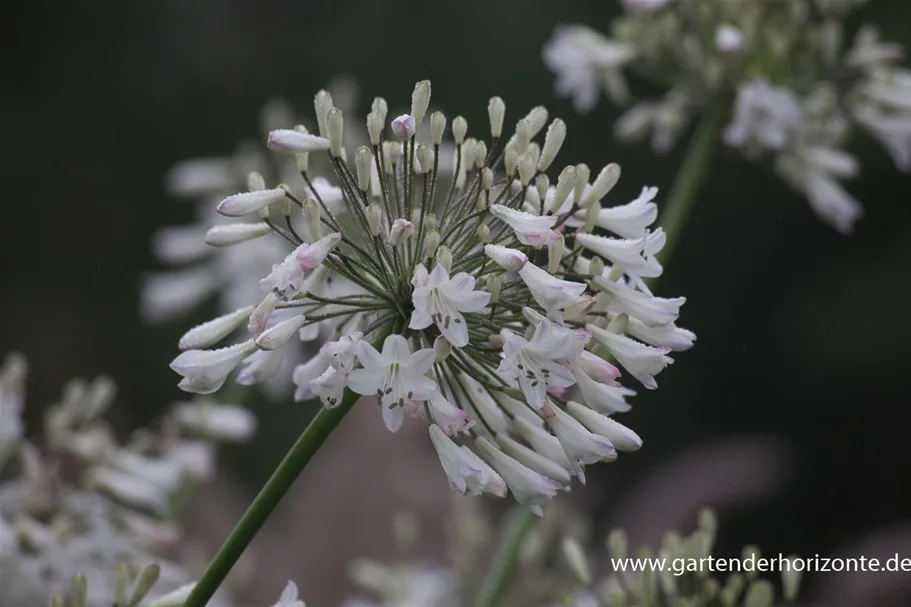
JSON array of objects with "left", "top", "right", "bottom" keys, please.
[
  {"left": 853, "top": 106, "right": 911, "bottom": 172},
  {"left": 724, "top": 79, "right": 803, "bottom": 151},
  {"left": 172, "top": 401, "right": 257, "bottom": 441},
  {"left": 270, "top": 581, "right": 307, "bottom": 607},
  {"left": 715, "top": 24, "right": 744, "bottom": 53},
  {"left": 543, "top": 25, "right": 635, "bottom": 113}
]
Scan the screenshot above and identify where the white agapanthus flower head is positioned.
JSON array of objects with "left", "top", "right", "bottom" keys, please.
[
  {"left": 544, "top": 0, "right": 911, "bottom": 234},
  {"left": 170, "top": 80, "right": 695, "bottom": 516}
]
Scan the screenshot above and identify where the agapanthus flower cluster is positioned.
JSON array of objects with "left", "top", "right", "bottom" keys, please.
[
  {"left": 544, "top": 0, "right": 911, "bottom": 233},
  {"left": 0, "top": 353, "right": 255, "bottom": 606},
  {"left": 170, "top": 80, "right": 695, "bottom": 516}
]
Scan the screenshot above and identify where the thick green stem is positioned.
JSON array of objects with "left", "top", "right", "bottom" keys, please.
[
  {"left": 657, "top": 112, "right": 722, "bottom": 262},
  {"left": 471, "top": 112, "right": 722, "bottom": 607},
  {"left": 472, "top": 506, "right": 537, "bottom": 607},
  {"left": 183, "top": 390, "right": 359, "bottom": 607}
]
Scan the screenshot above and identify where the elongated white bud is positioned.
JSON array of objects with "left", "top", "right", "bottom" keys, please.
[
  {"left": 327, "top": 108, "right": 344, "bottom": 157},
  {"left": 366, "top": 203, "right": 383, "bottom": 236},
  {"left": 567, "top": 401, "right": 642, "bottom": 451},
  {"left": 548, "top": 235, "right": 564, "bottom": 274},
  {"left": 476, "top": 223, "right": 490, "bottom": 243},
  {"left": 255, "top": 314, "right": 307, "bottom": 350},
  {"left": 425, "top": 229, "right": 441, "bottom": 258},
  {"left": 267, "top": 129, "right": 331, "bottom": 154},
  {"left": 486, "top": 274, "right": 502, "bottom": 303},
  {"left": 574, "top": 163, "right": 590, "bottom": 204},
  {"left": 505, "top": 146, "right": 519, "bottom": 177},
  {"left": 562, "top": 537, "right": 592, "bottom": 585},
  {"left": 411, "top": 80, "right": 431, "bottom": 126},
  {"left": 582, "top": 199, "right": 600, "bottom": 233},
  {"left": 524, "top": 106, "right": 549, "bottom": 137},
  {"left": 367, "top": 111, "right": 384, "bottom": 146},
  {"left": 417, "top": 144, "right": 434, "bottom": 174},
  {"left": 179, "top": 305, "right": 254, "bottom": 350},
  {"left": 216, "top": 189, "right": 285, "bottom": 217},
  {"left": 538, "top": 119, "right": 566, "bottom": 171},
  {"left": 518, "top": 152, "right": 535, "bottom": 186},
  {"left": 129, "top": 563, "right": 161, "bottom": 606},
  {"left": 481, "top": 167, "right": 494, "bottom": 191},
  {"left": 550, "top": 166, "right": 576, "bottom": 212},
  {"left": 452, "top": 116, "right": 468, "bottom": 144},
  {"left": 589, "top": 256, "right": 605, "bottom": 277},
  {"left": 248, "top": 294, "right": 279, "bottom": 335},
  {"left": 355, "top": 146, "right": 372, "bottom": 191},
  {"left": 302, "top": 198, "right": 321, "bottom": 241},
  {"left": 314, "top": 90, "right": 333, "bottom": 137},
  {"left": 535, "top": 174, "right": 550, "bottom": 204},
  {"left": 488, "top": 96, "right": 506, "bottom": 138},
  {"left": 474, "top": 141, "right": 488, "bottom": 169},
  {"left": 205, "top": 222, "right": 271, "bottom": 246},
  {"left": 247, "top": 171, "right": 265, "bottom": 191},
  {"left": 515, "top": 119, "right": 531, "bottom": 154},
  {"left": 431, "top": 111, "right": 446, "bottom": 145},
  {"left": 582, "top": 163, "right": 621, "bottom": 207},
  {"left": 485, "top": 244, "right": 528, "bottom": 271},
  {"left": 437, "top": 245, "right": 453, "bottom": 272},
  {"left": 434, "top": 335, "right": 451, "bottom": 362},
  {"left": 371, "top": 97, "right": 388, "bottom": 123}
]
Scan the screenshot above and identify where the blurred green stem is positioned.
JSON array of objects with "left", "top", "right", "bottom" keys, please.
[
  {"left": 657, "top": 111, "right": 723, "bottom": 262},
  {"left": 183, "top": 389, "right": 359, "bottom": 607},
  {"left": 472, "top": 506, "right": 537, "bottom": 607},
  {"left": 472, "top": 112, "right": 722, "bottom": 607}
]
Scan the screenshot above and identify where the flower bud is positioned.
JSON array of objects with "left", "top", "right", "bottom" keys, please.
[
  {"left": 430, "top": 111, "right": 447, "bottom": 145},
  {"left": 551, "top": 166, "right": 576, "bottom": 212},
  {"left": 248, "top": 293, "right": 279, "bottom": 334},
  {"left": 314, "top": 90, "right": 333, "bottom": 137},
  {"left": 743, "top": 580, "right": 774, "bottom": 607},
  {"left": 476, "top": 223, "right": 490, "bottom": 243},
  {"left": 366, "top": 203, "right": 383, "bottom": 237},
  {"left": 781, "top": 555, "right": 803, "bottom": 601},
  {"left": 205, "top": 222, "right": 272, "bottom": 247},
  {"left": 425, "top": 214, "right": 437, "bottom": 230},
  {"left": 355, "top": 146, "right": 372, "bottom": 191},
  {"left": 217, "top": 188, "right": 286, "bottom": 217},
  {"left": 452, "top": 116, "right": 468, "bottom": 144},
  {"left": 481, "top": 167, "right": 494, "bottom": 191},
  {"left": 114, "top": 563, "right": 130, "bottom": 607},
  {"left": 582, "top": 199, "right": 600, "bottom": 233},
  {"left": 535, "top": 174, "right": 550, "bottom": 205},
  {"left": 411, "top": 80, "right": 431, "bottom": 126},
  {"left": 367, "top": 111, "right": 384, "bottom": 146},
  {"left": 484, "top": 244, "right": 528, "bottom": 272},
  {"left": 267, "top": 129, "right": 331, "bottom": 154},
  {"left": 371, "top": 97, "right": 388, "bottom": 123},
  {"left": 527, "top": 143, "right": 540, "bottom": 170},
  {"left": 437, "top": 245, "right": 453, "bottom": 272},
  {"left": 488, "top": 96, "right": 506, "bottom": 138},
  {"left": 71, "top": 573, "right": 87, "bottom": 607},
  {"left": 388, "top": 218, "right": 414, "bottom": 246},
  {"left": 505, "top": 146, "right": 519, "bottom": 176},
  {"left": 417, "top": 144, "right": 434, "bottom": 174},
  {"left": 582, "top": 163, "right": 621, "bottom": 207},
  {"left": 424, "top": 229, "right": 441, "bottom": 258},
  {"left": 538, "top": 118, "right": 566, "bottom": 171},
  {"left": 474, "top": 141, "right": 488, "bottom": 169},
  {"left": 518, "top": 152, "right": 535, "bottom": 186},
  {"left": 607, "top": 312, "right": 629, "bottom": 334},
  {"left": 434, "top": 335, "right": 452, "bottom": 362},
  {"left": 384, "top": 140, "right": 401, "bottom": 170},
  {"left": 547, "top": 235, "right": 564, "bottom": 274},
  {"left": 561, "top": 537, "right": 591, "bottom": 585},
  {"left": 179, "top": 305, "right": 255, "bottom": 350},
  {"left": 302, "top": 197, "right": 321, "bottom": 241},
  {"left": 129, "top": 563, "right": 161, "bottom": 606},
  {"left": 277, "top": 184, "right": 293, "bottom": 216},
  {"left": 327, "top": 108, "right": 344, "bottom": 157},
  {"left": 247, "top": 171, "right": 265, "bottom": 192},
  {"left": 608, "top": 529, "right": 627, "bottom": 561},
  {"left": 391, "top": 114, "right": 416, "bottom": 140},
  {"left": 573, "top": 163, "right": 590, "bottom": 204},
  {"left": 589, "top": 256, "right": 605, "bottom": 277},
  {"left": 515, "top": 119, "right": 531, "bottom": 154},
  {"left": 523, "top": 106, "right": 548, "bottom": 137},
  {"left": 255, "top": 314, "right": 308, "bottom": 350}
]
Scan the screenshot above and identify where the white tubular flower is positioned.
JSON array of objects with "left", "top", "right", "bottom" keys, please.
[
  {"left": 578, "top": 186, "right": 659, "bottom": 239},
  {"left": 625, "top": 316, "right": 696, "bottom": 350},
  {"left": 216, "top": 188, "right": 287, "bottom": 217},
  {"left": 169, "top": 80, "right": 693, "bottom": 511},
  {"left": 429, "top": 425, "right": 506, "bottom": 497},
  {"left": 518, "top": 263, "right": 587, "bottom": 312},
  {"left": 567, "top": 401, "right": 642, "bottom": 451},
  {"left": 575, "top": 232, "right": 663, "bottom": 281},
  {"left": 594, "top": 275, "right": 685, "bottom": 327},
  {"left": 489, "top": 204, "right": 561, "bottom": 247},
  {"left": 854, "top": 106, "right": 911, "bottom": 172},
  {"left": 260, "top": 233, "right": 342, "bottom": 296},
  {"left": 410, "top": 264, "right": 491, "bottom": 347},
  {"left": 270, "top": 581, "right": 306, "bottom": 607},
  {"left": 588, "top": 325, "right": 672, "bottom": 389},
  {"left": 497, "top": 323, "right": 580, "bottom": 409},
  {"left": 205, "top": 222, "right": 273, "bottom": 246},
  {"left": 267, "top": 129, "right": 331, "bottom": 153},
  {"left": 476, "top": 437, "right": 563, "bottom": 517},
  {"left": 171, "top": 401, "right": 257, "bottom": 441},
  {"left": 348, "top": 335, "right": 436, "bottom": 432},
  {"left": 427, "top": 393, "right": 472, "bottom": 436},
  {"left": 544, "top": 403, "right": 617, "bottom": 479},
  {"left": 724, "top": 79, "right": 803, "bottom": 151},
  {"left": 178, "top": 305, "right": 253, "bottom": 350},
  {"left": 169, "top": 340, "right": 256, "bottom": 394}
]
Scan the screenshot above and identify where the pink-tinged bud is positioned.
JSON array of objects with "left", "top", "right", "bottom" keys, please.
[
  {"left": 391, "top": 114, "right": 416, "bottom": 140},
  {"left": 248, "top": 293, "right": 279, "bottom": 335},
  {"left": 267, "top": 129, "right": 331, "bottom": 153},
  {"left": 484, "top": 244, "right": 528, "bottom": 272},
  {"left": 296, "top": 232, "right": 342, "bottom": 271},
  {"left": 387, "top": 218, "right": 414, "bottom": 246}
]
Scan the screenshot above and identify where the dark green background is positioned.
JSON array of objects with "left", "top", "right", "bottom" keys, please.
[{"left": 5, "top": 0, "right": 911, "bottom": 597}]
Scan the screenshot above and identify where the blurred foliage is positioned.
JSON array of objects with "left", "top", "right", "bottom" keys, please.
[{"left": 4, "top": 0, "right": 911, "bottom": 597}]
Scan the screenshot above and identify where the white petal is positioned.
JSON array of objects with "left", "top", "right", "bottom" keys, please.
[
  {"left": 255, "top": 314, "right": 308, "bottom": 350},
  {"left": 178, "top": 305, "right": 254, "bottom": 350}
]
